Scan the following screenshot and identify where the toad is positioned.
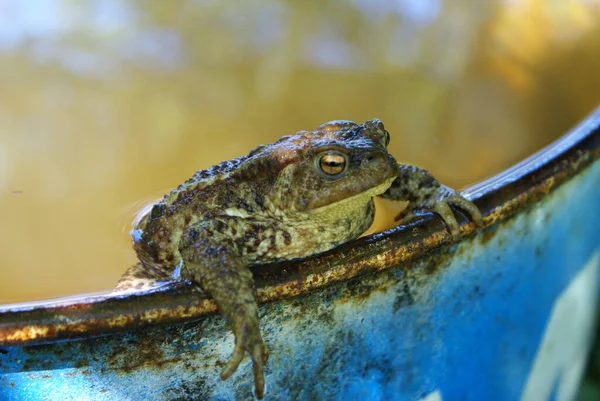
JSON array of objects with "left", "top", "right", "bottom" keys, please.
[{"left": 116, "top": 119, "right": 482, "bottom": 398}]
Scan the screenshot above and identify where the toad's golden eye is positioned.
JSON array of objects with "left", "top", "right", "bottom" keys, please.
[{"left": 318, "top": 153, "right": 347, "bottom": 176}]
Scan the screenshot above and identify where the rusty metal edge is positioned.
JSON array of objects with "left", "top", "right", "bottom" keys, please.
[{"left": 1, "top": 107, "right": 599, "bottom": 346}]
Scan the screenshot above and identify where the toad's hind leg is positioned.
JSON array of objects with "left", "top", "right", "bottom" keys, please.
[
  {"left": 114, "top": 262, "right": 172, "bottom": 292},
  {"left": 381, "top": 165, "right": 483, "bottom": 237},
  {"left": 179, "top": 224, "right": 268, "bottom": 399}
]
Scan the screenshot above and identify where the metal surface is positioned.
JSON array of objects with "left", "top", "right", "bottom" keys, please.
[{"left": 1, "top": 109, "right": 600, "bottom": 400}]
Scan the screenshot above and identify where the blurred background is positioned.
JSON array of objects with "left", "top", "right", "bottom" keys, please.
[
  {"left": 0, "top": 0, "right": 599, "bottom": 300},
  {"left": 0, "top": 0, "right": 599, "bottom": 398}
]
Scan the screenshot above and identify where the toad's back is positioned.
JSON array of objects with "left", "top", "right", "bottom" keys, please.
[{"left": 132, "top": 119, "right": 398, "bottom": 272}]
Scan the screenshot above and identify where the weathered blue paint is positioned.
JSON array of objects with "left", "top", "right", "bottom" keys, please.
[{"left": 1, "top": 111, "right": 599, "bottom": 400}]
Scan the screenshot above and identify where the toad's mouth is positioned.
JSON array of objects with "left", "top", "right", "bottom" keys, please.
[{"left": 307, "top": 176, "right": 397, "bottom": 215}]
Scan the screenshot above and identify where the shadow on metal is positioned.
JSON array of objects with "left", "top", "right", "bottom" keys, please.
[{"left": 1, "top": 108, "right": 600, "bottom": 400}]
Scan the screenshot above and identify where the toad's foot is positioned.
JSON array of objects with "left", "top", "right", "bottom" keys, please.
[
  {"left": 382, "top": 165, "right": 483, "bottom": 238},
  {"left": 221, "top": 302, "right": 269, "bottom": 399},
  {"left": 394, "top": 193, "right": 482, "bottom": 238},
  {"left": 431, "top": 194, "right": 483, "bottom": 237}
]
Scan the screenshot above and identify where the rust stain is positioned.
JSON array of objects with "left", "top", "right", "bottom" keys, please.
[
  {"left": 478, "top": 226, "right": 499, "bottom": 246},
  {"left": 111, "top": 356, "right": 181, "bottom": 374}
]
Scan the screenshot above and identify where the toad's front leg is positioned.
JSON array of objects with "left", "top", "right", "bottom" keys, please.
[
  {"left": 179, "top": 224, "right": 268, "bottom": 399},
  {"left": 381, "top": 165, "right": 483, "bottom": 237}
]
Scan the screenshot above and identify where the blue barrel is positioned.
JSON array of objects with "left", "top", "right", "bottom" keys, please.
[{"left": 1, "top": 109, "right": 599, "bottom": 400}]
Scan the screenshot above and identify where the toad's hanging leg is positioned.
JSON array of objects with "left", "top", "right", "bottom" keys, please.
[
  {"left": 179, "top": 225, "right": 269, "bottom": 399},
  {"left": 381, "top": 165, "right": 483, "bottom": 237}
]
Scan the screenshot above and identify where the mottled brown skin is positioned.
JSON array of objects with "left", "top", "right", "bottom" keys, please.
[{"left": 116, "top": 119, "right": 482, "bottom": 398}]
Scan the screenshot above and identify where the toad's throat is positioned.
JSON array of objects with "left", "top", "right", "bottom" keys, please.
[
  {"left": 303, "top": 176, "right": 396, "bottom": 224},
  {"left": 309, "top": 177, "right": 395, "bottom": 212}
]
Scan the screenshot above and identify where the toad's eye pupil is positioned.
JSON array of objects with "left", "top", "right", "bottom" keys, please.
[
  {"left": 319, "top": 154, "right": 346, "bottom": 175},
  {"left": 384, "top": 131, "right": 390, "bottom": 146}
]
